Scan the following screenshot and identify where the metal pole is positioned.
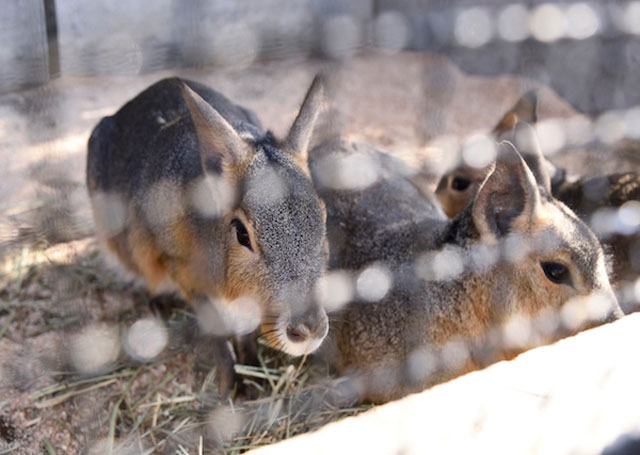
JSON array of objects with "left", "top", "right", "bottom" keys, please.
[{"left": 43, "top": 0, "right": 60, "bottom": 79}]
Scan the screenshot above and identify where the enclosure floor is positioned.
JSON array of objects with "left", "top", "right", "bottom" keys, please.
[{"left": 0, "top": 53, "right": 637, "bottom": 454}]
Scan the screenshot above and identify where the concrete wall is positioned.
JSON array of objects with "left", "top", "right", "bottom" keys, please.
[
  {"left": 26, "top": 0, "right": 373, "bottom": 76},
  {"left": 0, "top": 0, "right": 48, "bottom": 93},
  {"left": 1, "top": 0, "right": 639, "bottom": 115},
  {"left": 375, "top": 1, "right": 640, "bottom": 114}
]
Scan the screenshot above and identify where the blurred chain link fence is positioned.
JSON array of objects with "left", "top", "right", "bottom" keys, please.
[{"left": 2, "top": 1, "right": 640, "bottom": 454}]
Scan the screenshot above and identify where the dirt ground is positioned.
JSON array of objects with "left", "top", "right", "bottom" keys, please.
[{"left": 1, "top": 52, "right": 638, "bottom": 454}]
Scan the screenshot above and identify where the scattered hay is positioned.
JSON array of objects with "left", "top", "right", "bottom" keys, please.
[{"left": 0, "top": 240, "right": 369, "bottom": 454}]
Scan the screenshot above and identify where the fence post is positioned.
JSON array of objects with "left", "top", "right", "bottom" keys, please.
[{"left": 43, "top": 0, "right": 60, "bottom": 79}]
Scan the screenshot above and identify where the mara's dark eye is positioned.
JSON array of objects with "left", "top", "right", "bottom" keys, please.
[
  {"left": 231, "top": 218, "right": 253, "bottom": 251},
  {"left": 541, "top": 261, "right": 571, "bottom": 285},
  {"left": 451, "top": 176, "right": 471, "bottom": 191}
]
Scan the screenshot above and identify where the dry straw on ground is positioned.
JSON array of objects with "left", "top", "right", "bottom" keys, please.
[{"left": 0, "top": 239, "right": 370, "bottom": 454}]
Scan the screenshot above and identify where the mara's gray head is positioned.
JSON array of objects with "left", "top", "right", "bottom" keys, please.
[
  {"left": 182, "top": 76, "right": 329, "bottom": 356},
  {"left": 462, "top": 135, "right": 622, "bottom": 327}
]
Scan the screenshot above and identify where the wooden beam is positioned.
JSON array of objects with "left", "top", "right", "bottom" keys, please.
[{"left": 249, "top": 314, "right": 640, "bottom": 454}]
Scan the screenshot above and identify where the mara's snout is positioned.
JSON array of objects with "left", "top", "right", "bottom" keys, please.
[
  {"left": 283, "top": 304, "right": 329, "bottom": 356},
  {"left": 260, "top": 301, "right": 329, "bottom": 357},
  {"left": 194, "top": 292, "right": 329, "bottom": 357}
]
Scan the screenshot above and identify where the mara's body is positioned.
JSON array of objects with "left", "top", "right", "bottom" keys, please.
[
  {"left": 87, "top": 77, "right": 329, "bottom": 369},
  {"left": 310, "top": 140, "right": 446, "bottom": 270},
  {"left": 310, "top": 138, "right": 622, "bottom": 403}
]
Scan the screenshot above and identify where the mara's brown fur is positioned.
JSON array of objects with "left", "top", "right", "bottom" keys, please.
[
  {"left": 310, "top": 138, "right": 622, "bottom": 403},
  {"left": 435, "top": 92, "right": 640, "bottom": 287},
  {"left": 87, "top": 77, "right": 331, "bottom": 391}
]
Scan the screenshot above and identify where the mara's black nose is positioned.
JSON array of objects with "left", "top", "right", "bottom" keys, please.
[{"left": 286, "top": 307, "right": 328, "bottom": 344}]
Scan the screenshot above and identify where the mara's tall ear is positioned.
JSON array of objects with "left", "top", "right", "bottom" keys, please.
[
  {"left": 513, "top": 122, "right": 552, "bottom": 194},
  {"left": 181, "top": 82, "right": 249, "bottom": 175},
  {"left": 472, "top": 141, "right": 542, "bottom": 240},
  {"left": 285, "top": 74, "right": 325, "bottom": 162},
  {"left": 492, "top": 90, "right": 538, "bottom": 139}
]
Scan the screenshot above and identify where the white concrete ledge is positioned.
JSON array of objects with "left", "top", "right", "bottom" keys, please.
[{"left": 249, "top": 313, "right": 640, "bottom": 455}]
